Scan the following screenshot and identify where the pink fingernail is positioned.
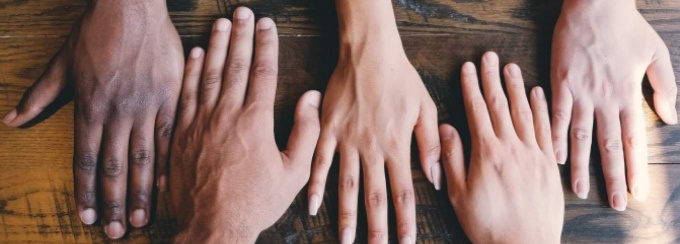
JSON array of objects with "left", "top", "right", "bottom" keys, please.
[
  {"left": 431, "top": 162, "right": 442, "bottom": 190},
  {"left": 611, "top": 193, "right": 627, "bottom": 211},
  {"left": 2, "top": 109, "right": 17, "bottom": 124},
  {"left": 157, "top": 175, "right": 167, "bottom": 192},
  {"left": 309, "top": 194, "right": 320, "bottom": 216},
  {"left": 130, "top": 209, "right": 147, "bottom": 227},
  {"left": 104, "top": 221, "right": 125, "bottom": 239},
  {"left": 79, "top": 208, "right": 97, "bottom": 225}
]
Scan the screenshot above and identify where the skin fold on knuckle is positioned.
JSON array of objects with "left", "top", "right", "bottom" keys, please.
[
  {"left": 105, "top": 201, "right": 125, "bottom": 220},
  {"left": 602, "top": 138, "right": 623, "bottom": 154},
  {"left": 340, "top": 176, "right": 357, "bottom": 192},
  {"left": 75, "top": 153, "right": 97, "bottom": 172},
  {"left": 394, "top": 189, "right": 414, "bottom": 207},
  {"left": 571, "top": 128, "right": 591, "bottom": 142},
  {"left": 132, "top": 148, "right": 152, "bottom": 167},
  {"left": 102, "top": 156, "right": 123, "bottom": 178},
  {"left": 366, "top": 192, "right": 387, "bottom": 209}
]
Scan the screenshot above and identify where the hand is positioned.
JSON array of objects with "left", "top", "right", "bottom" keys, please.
[
  {"left": 551, "top": 0, "right": 677, "bottom": 210},
  {"left": 443, "top": 52, "right": 564, "bottom": 243},
  {"left": 169, "top": 9, "right": 321, "bottom": 243},
  {"left": 1, "top": 1, "right": 184, "bottom": 238},
  {"left": 307, "top": 16, "right": 441, "bottom": 244}
]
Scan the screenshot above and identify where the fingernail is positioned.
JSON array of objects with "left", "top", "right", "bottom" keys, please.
[
  {"left": 483, "top": 51, "right": 497, "bottom": 64},
  {"left": 215, "top": 19, "right": 230, "bottom": 31},
  {"left": 633, "top": 185, "right": 648, "bottom": 202},
  {"left": 308, "top": 91, "right": 322, "bottom": 108},
  {"left": 341, "top": 228, "right": 353, "bottom": 244},
  {"left": 234, "top": 7, "right": 251, "bottom": 20},
  {"left": 400, "top": 235, "right": 414, "bottom": 244},
  {"left": 555, "top": 149, "right": 565, "bottom": 164},
  {"left": 190, "top": 48, "right": 203, "bottom": 59},
  {"left": 130, "top": 209, "right": 147, "bottom": 227},
  {"left": 431, "top": 162, "right": 442, "bottom": 190},
  {"left": 611, "top": 193, "right": 627, "bottom": 211},
  {"left": 668, "top": 104, "right": 678, "bottom": 124},
  {"left": 534, "top": 87, "right": 544, "bottom": 99},
  {"left": 507, "top": 64, "right": 521, "bottom": 78},
  {"left": 258, "top": 18, "right": 274, "bottom": 30},
  {"left": 79, "top": 208, "right": 97, "bottom": 225},
  {"left": 2, "top": 109, "right": 17, "bottom": 124},
  {"left": 309, "top": 194, "right": 320, "bottom": 216},
  {"left": 462, "top": 62, "right": 475, "bottom": 73},
  {"left": 104, "top": 221, "right": 125, "bottom": 239},
  {"left": 574, "top": 180, "right": 588, "bottom": 199},
  {"left": 157, "top": 175, "right": 167, "bottom": 192}
]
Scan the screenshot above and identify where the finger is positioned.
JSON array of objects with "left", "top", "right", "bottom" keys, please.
[
  {"left": 155, "top": 97, "right": 178, "bottom": 192},
  {"left": 128, "top": 118, "right": 155, "bottom": 228},
  {"left": 568, "top": 102, "right": 594, "bottom": 199},
  {"left": 647, "top": 42, "right": 678, "bottom": 125},
  {"left": 338, "top": 148, "right": 360, "bottom": 244},
  {"left": 198, "top": 18, "right": 231, "bottom": 114},
  {"left": 480, "top": 52, "right": 514, "bottom": 137},
  {"left": 3, "top": 49, "right": 67, "bottom": 127},
  {"left": 178, "top": 47, "right": 205, "bottom": 129},
  {"left": 595, "top": 108, "right": 627, "bottom": 211},
  {"left": 283, "top": 91, "right": 322, "bottom": 182},
  {"left": 100, "top": 121, "right": 133, "bottom": 239},
  {"left": 415, "top": 97, "right": 442, "bottom": 190},
  {"left": 308, "top": 130, "right": 337, "bottom": 216},
  {"left": 73, "top": 107, "right": 103, "bottom": 225},
  {"left": 439, "top": 124, "right": 466, "bottom": 196},
  {"left": 218, "top": 7, "right": 255, "bottom": 109},
  {"left": 621, "top": 106, "right": 649, "bottom": 201},
  {"left": 244, "top": 17, "right": 279, "bottom": 110},
  {"left": 460, "top": 62, "right": 493, "bottom": 139},
  {"left": 551, "top": 82, "right": 574, "bottom": 164},
  {"left": 386, "top": 155, "right": 417, "bottom": 244},
  {"left": 504, "top": 63, "right": 535, "bottom": 142},
  {"left": 529, "top": 87, "right": 553, "bottom": 154},
  {"left": 361, "top": 154, "right": 388, "bottom": 244}
]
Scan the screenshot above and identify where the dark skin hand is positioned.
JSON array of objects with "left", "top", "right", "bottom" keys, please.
[
  {"left": 2, "top": 0, "right": 183, "bottom": 239},
  {"left": 170, "top": 8, "right": 321, "bottom": 243}
]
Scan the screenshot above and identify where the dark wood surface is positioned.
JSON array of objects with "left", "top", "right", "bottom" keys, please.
[{"left": 1, "top": 0, "right": 680, "bottom": 243}]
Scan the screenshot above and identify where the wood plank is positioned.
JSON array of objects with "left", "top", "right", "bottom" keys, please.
[{"left": 0, "top": 0, "right": 678, "bottom": 38}]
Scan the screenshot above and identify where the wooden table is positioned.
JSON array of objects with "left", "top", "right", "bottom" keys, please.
[{"left": 1, "top": 0, "right": 679, "bottom": 243}]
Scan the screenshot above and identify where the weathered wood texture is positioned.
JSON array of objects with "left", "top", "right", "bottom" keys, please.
[{"left": 1, "top": 0, "right": 680, "bottom": 243}]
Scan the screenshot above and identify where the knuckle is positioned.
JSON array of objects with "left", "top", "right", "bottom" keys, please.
[
  {"left": 78, "top": 190, "right": 96, "bottom": 205},
  {"left": 514, "top": 109, "right": 533, "bottom": 121},
  {"left": 394, "top": 189, "right": 414, "bottom": 207},
  {"left": 132, "top": 149, "right": 152, "bottom": 167},
  {"left": 226, "top": 59, "right": 251, "bottom": 74},
  {"left": 103, "top": 157, "right": 123, "bottom": 177},
  {"left": 75, "top": 153, "right": 97, "bottom": 172},
  {"left": 469, "top": 98, "right": 486, "bottom": 113},
  {"left": 369, "top": 230, "right": 387, "bottom": 241},
  {"left": 133, "top": 190, "right": 150, "bottom": 206},
  {"left": 553, "top": 109, "right": 570, "bottom": 122},
  {"left": 625, "top": 134, "right": 642, "bottom": 148},
  {"left": 367, "top": 192, "right": 387, "bottom": 208},
  {"left": 105, "top": 201, "right": 124, "bottom": 219},
  {"left": 603, "top": 138, "right": 623, "bottom": 153},
  {"left": 314, "top": 154, "right": 331, "bottom": 168},
  {"left": 202, "top": 72, "right": 222, "bottom": 87},
  {"left": 571, "top": 128, "right": 591, "bottom": 142},
  {"left": 340, "top": 176, "right": 357, "bottom": 191},
  {"left": 339, "top": 210, "right": 355, "bottom": 221},
  {"left": 489, "top": 95, "right": 508, "bottom": 110},
  {"left": 252, "top": 63, "right": 277, "bottom": 80},
  {"left": 180, "top": 94, "right": 197, "bottom": 111},
  {"left": 157, "top": 121, "right": 174, "bottom": 140}
]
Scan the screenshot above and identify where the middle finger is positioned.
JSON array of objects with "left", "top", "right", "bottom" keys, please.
[
  {"left": 480, "top": 52, "right": 514, "bottom": 137},
  {"left": 361, "top": 153, "right": 388, "bottom": 243},
  {"left": 100, "top": 120, "right": 133, "bottom": 239},
  {"left": 595, "top": 107, "right": 627, "bottom": 211}
]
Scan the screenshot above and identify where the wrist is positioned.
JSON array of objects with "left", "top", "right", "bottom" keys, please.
[
  {"left": 174, "top": 211, "right": 259, "bottom": 243},
  {"left": 336, "top": 0, "right": 402, "bottom": 47},
  {"left": 561, "top": 0, "right": 636, "bottom": 16},
  {"left": 87, "top": 0, "right": 169, "bottom": 19}
]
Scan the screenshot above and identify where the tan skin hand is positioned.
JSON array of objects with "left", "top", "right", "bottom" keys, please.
[
  {"left": 170, "top": 9, "right": 321, "bottom": 243},
  {"left": 443, "top": 52, "right": 564, "bottom": 244},
  {"left": 307, "top": 34, "right": 440, "bottom": 244},
  {"left": 551, "top": 0, "right": 678, "bottom": 211},
  {"left": 1, "top": 1, "right": 183, "bottom": 239}
]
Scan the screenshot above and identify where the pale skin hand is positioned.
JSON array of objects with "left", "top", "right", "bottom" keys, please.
[
  {"left": 1, "top": 0, "right": 183, "bottom": 239},
  {"left": 170, "top": 8, "right": 321, "bottom": 243},
  {"left": 307, "top": 0, "right": 441, "bottom": 243},
  {"left": 551, "top": 0, "right": 678, "bottom": 210},
  {"left": 443, "top": 52, "right": 564, "bottom": 243}
]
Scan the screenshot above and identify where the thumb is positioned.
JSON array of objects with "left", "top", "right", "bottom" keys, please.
[
  {"left": 3, "top": 49, "right": 68, "bottom": 127},
  {"left": 283, "top": 90, "right": 322, "bottom": 179},
  {"left": 647, "top": 42, "right": 678, "bottom": 125}
]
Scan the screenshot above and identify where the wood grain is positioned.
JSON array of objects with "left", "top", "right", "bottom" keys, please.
[{"left": 1, "top": 0, "right": 680, "bottom": 243}]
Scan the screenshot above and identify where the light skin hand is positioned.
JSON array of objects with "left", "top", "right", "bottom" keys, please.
[
  {"left": 443, "top": 52, "right": 564, "bottom": 243},
  {"left": 307, "top": 0, "right": 441, "bottom": 243},
  {"left": 551, "top": 0, "right": 678, "bottom": 210},
  {"left": 1, "top": 0, "right": 183, "bottom": 238},
  {"left": 170, "top": 8, "right": 321, "bottom": 243}
]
